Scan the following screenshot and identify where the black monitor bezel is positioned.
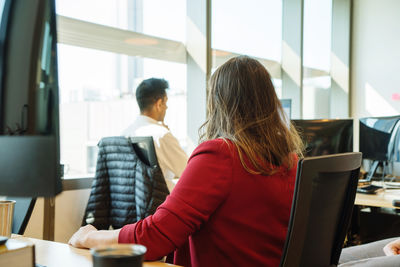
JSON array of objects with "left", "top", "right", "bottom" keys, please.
[
  {"left": 0, "top": 0, "right": 62, "bottom": 197},
  {"left": 292, "top": 119, "right": 354, "bottom": 157}
]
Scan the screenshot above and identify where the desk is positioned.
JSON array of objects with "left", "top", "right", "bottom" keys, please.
[
  {"left": 351, "top": 189, "right": 400, "bottom": 245},
  {"left": 355, "top": 189, "right": 400, "bottom": 209},
  {"left": 11, "top": 235, "right": 178, "bottom": 267}
]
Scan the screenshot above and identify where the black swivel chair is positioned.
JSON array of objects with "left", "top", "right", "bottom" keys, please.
[
  {"left": 129, "top": 136, "right": 159, "bottom": 167},
  {"left": 280, "top": 152, "right": 362, "bottom": 267},
  {"left": 5, "top": 196, "right": 37, "bottom": 235},
  {"left": 83, "top": 136, "right": 169, "bottom": 229}
]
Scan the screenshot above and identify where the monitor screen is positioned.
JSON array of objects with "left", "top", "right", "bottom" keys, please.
[
  {"left": 0, "top": 0, "right": 61, "bottom": 197},
  {"left": 292, "top": 119, "right": 353, "bottom": 157},
  {"left": 280, "top": 99, "right": 292, "bottom": 120},
  {"left": 359, "top": 116, "right": 400, "bottom": 161}
]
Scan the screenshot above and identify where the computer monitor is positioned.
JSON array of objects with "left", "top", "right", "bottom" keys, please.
[
  {"left": 292, "top": 119, "right": 353, "bottom": 157},
  {"left": 359, "top": 116, "right": 400, "bottom": 161},
  {"left": 280, "top": 99, "right": 292, "bottom": 120},
  {"left": 0, "top": 0, "right": 62, "bottom": 197},
  {"left": 359, "top": 116, "right": 400, "bottom": 180}
]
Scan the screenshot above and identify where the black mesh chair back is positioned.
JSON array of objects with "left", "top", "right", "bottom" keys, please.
[
  {"left": 129, "top": 136, "right": 158, "bottom": 167},
  {"left": 280, "top": 152, "right": 362, "bottom": 267},
  {"left": 5, "top": 196, "right": 36, "bottom": 235}
]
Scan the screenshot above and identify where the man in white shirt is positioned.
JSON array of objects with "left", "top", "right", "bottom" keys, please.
[{"left": 122, "top": 78, "right": 188, "bottom": 192}]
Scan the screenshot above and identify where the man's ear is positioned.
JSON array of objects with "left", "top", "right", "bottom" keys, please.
[{"left": 155, "top": 98, "right": 163, "bottom": 111}]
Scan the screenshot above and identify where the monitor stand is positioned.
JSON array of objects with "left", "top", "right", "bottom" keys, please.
[{"left": 365, "top": 160, "right": 382, "bottom": 181}]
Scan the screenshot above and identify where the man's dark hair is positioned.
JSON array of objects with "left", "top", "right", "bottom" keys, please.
[{"left": 136, "top": 78, "right": 169, "bottom": 112}]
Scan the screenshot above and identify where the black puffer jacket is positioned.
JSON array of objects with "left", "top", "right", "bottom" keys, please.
[{"left": 82, "top": 136, "right": 169, "bottom": 230}]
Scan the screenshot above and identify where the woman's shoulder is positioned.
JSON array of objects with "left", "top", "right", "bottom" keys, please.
[
  {"left": 189, "top": 138, "right": 235, "bottom": 159},
  {"left": 200, "top": 138, "right": 231, "bottom": 146},
  {"left": 197, "top": 138, "right": 234, "bottom": 150}
]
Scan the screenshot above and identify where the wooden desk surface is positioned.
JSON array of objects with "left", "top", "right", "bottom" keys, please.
[
  {"left": 355, "top": 189, "right": 400, "bottom": 209},
  {"left": 11, "top": 235, "right": 177, "bottom": 267}
]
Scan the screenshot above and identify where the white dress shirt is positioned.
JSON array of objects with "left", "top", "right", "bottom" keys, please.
[{"left": 122, "top": 115, "right": 188, "bottom": 192}]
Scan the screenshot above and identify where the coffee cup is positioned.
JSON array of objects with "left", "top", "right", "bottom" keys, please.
[
  {"left": 0, "top": 200, "right": 16, "bottom": 237},
  {"left": 91, "top": 244, "right": 147, "bottom": 267}
]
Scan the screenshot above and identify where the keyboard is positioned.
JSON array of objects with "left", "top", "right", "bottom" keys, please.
[{"left": 357, "top": 184, "right": 383, "bottom": 194}]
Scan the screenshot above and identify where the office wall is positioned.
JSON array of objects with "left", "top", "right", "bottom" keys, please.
[
  {"left": 25, "top": 189, "right": 90, "bottom": 243},
  {"left": 351, "top": 0, "right": 400, "bottom": 118}
]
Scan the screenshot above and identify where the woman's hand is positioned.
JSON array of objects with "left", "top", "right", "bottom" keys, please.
[
  {"left": 68, "top": 224, "right": 98, "bottom": 249},
  {"left": 68, "top": 224, "right": 121, "bottom": 249},
  {"left": 383, "top": 239, "right": 400, "bottom": 256}
]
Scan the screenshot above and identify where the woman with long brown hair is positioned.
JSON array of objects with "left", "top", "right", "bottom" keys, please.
[{"left": 69, "top": 56, "right": 304, "bottom": 267}]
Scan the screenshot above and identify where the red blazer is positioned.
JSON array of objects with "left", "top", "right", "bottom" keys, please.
[{"left": 119, "top": 139, "right": 297, "bottom": 267}]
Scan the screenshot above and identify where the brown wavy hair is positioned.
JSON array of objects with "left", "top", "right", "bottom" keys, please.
[{"left": 199, "top": 56, "right": 304, "bottom": 175}]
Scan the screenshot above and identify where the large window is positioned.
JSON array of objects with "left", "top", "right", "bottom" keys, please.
[
  {"left": 212, "top": 0, "right": 282, "bottom": 62},
  {"left": 211, "top": 0, "right": 282, "bottom": 94},
  {"left": 55, "top": 0, "right": 351, "bottom": 176},
  {"left": 56, "top": 0, "right": 187, "bottom": 177},
  {"left": 56, "top": 0, "right": 186, "bottom": 42},
  {"left": 302, "top": 0, "right": 332, "bottom": 119}
]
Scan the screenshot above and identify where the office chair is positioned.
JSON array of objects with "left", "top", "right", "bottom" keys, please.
[
  {"left": 129, "top": 136, "right": 170, "bottom": 219},
  {"left": 280, "top": 152, "right": 362, "bottom": 267},
  {"left": 83, "top": 136, "right": 169, "bottom": 230},
  {"left": 5, "top": 196, "right": 37, "bottom": 235},
  {"left": 129, "top": 136, "right": 158, "bottom": 167}
]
